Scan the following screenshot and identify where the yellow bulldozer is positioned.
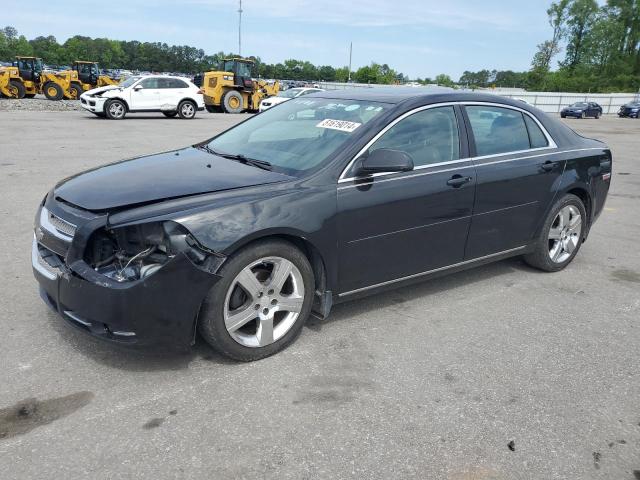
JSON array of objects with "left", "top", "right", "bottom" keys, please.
[
  {"left": 200, "top": 58, "right": 278, "bottom": 113},
  {"left": 0, "top": 56, "right": 78, "bottom": 100},
  {"left": 68, "top": 61, "right": 120, "bottom": 95}
]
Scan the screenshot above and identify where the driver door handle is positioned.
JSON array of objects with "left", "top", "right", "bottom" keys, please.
[{"left": 446, "top": 175, "right": 472, "bottom": 188}]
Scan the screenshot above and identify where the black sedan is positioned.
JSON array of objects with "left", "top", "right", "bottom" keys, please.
[
  {"left": 560, "top": 102, "right": 603, "bottom": 119},
  {"left": 618, "top": 102, "right": 640, "bottom": 118},
  {"left": 32, "top": 90, "right": 612, "bottom": 361}
]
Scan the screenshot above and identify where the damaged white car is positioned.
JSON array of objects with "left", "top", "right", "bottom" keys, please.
[{"left": 80, "top": 75, "right": 205, "bottom": 120}]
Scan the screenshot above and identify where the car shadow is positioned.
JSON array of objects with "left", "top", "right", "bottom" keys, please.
[
  {"left": 307, "top": 256, "right": 536, "bottom": 331},
  {"left": 44, "top": 256, "right": 536, "bottom": 371}
]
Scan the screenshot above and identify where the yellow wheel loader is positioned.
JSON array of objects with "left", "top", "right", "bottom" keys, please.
[
  {"left": 0, "top": 56, "right": 75, "bottom": 100},
  {"left": 68, "top": 61, "right": 120, "bottom": 96},
  {"left": 200, "top": 58, "right": 279, "bottom": 113}
]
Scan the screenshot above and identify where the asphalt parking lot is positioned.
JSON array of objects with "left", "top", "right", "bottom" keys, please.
[{"left": 0, "top": 110, "right": 639, "bottom": 480}]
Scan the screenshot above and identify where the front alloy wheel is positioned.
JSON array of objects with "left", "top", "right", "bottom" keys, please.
[
  {"left": 198, "top": 239, "right": 314, "bottom": 361},
  {"left": 224, "top": 257, "right": 304, "bottom": 348}
]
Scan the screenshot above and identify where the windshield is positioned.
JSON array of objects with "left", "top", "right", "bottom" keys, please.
[
  {"left": 120, "top": 76, "right": 142, "bottom": 88},
  {"left": 206, "top": 98, "right": 389, "bottom": 176},
  {"left": 627, "top": 102, "right": 640, "bottom": 107},
  {"left": 279, "top": 88, "right": 304, "bottom": 98},
  {"left": 570, "top": 102, "right": 588, "bottom": 108}
]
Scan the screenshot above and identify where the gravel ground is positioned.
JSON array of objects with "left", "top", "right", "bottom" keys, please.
[
  {"left": 0, "top": 95, "right": 81, "bottom": 111},
  {"left": 0, "top": 110, "right": 639, "bottom": 480}
]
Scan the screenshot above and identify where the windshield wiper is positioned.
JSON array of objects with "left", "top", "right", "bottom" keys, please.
[{"left": 196, "top": 144, "right": 273, "bottom": 171}]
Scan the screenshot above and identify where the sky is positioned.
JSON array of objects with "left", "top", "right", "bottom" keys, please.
[{"left": 4, "top": 0, "right": 560, "bottom": 79}]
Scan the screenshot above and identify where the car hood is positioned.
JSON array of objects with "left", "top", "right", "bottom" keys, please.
[
  {"left": 85, "top": 85, "right": 122, "bottom": 96},
  {"left": 266, "top": 97, "right": 290, "bottom": 105},
  {"left": 54, "top": 147, "right": 292, "bottom": 211}
]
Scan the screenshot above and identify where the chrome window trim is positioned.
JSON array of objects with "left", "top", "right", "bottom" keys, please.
[
  {"left": 338, "top": 101, "right": 559, "bottom": 184},
  {"left": 336, "top": 147, "right": 604, "bottom": 191},
  {"left": 338, "top": 245, "right": 528, "bottom": 297}
]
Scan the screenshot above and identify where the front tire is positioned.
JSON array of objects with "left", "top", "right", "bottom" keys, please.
[
  {"left": 43, "top": 82, "right": 63, "bottom": 100},
  {"left": 104, "top": 99, "right": 127, "bottom": 119},
  {"left": 198, "top": 239, "right": 315, "bottom": 361},
  {"left": 9, "top": 80, "right": 26, "bottom": 99},
  {"left": 524, "top": 194, "right": 586, "bottom": 272},
  {"left": 177, "top": 100, "right": 196, "bottom": 119}
]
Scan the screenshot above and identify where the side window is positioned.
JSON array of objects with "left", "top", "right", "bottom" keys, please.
[
  {"left": 523, "top": 115, "right": 549, "bottom": 149},
  {"left": 466, "top": 106, "right": 530, "bottom": 156},
  {"left": 164, "top": 78, "right": 188, "bottom": 88},
  {"left": 368, "top": 106, "right": 460, "bottom": 167},
  {"left": 139, "top": 78, "right": 159, "bottom": 89}
]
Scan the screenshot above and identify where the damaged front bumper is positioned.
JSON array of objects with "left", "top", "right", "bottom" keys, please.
[{"left": 32, "top": 199, "right": 223, "bottom": 348}]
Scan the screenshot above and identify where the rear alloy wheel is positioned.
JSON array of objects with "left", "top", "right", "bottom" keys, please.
[
  {"left": 43, "top": 82, "right": 63, "bottom": 100},
  {"left": 222, "top": 90, "right": 244, "bottom": 113},
  {"left": 581, "top": 111, "right": 586, "bottom": 119},
  {"left": 177, "top": 100, "right": 196, "bottom": 119},
  {"left": 9, "top": 80, "right": 26, "bottom": 99},
  {"left": 68, "top": 84, "right": 83, "bottom": 100},
  {"left": 162, "top": 111, "right": 178, "bottom": 118},
  {"left": 105, "top": 99, "right": 126, "bottom": 120},
  {"left": 198, "top": 240, "right": 315, "bottom": 361},
  {"left": 595, "top": 112, "right": 600, "bottom": 119},
  {"left": 524, "top": 194, "right": 586, "bottom": 272}
]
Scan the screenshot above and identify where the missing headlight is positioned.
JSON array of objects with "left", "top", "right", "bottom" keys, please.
[{"left": 84, "top": 221, "right": 211, "bottom": 282}]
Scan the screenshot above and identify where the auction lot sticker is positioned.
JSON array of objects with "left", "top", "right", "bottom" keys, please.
[{"left": 316, "top": 118, "right": 362, "bottom": 133}]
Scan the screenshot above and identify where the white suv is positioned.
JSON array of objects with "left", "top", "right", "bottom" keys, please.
[{"left": 80, "top": 75, "right": 205, "bottom": 120}]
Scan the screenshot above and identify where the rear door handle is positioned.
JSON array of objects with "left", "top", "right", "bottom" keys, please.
[
  {"left": 446, "top": 175, "right": 472, "bottom": 188},
  {"left": 541, "top": 161, "right": 554, "bottom": 172}
]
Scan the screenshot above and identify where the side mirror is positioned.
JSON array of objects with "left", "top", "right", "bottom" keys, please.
[
  {"left": 355, "top": 149, "right": 414, "bottom": 175},
  {"left": 133, "top": 84, "right": 143, "bottom": 91}
]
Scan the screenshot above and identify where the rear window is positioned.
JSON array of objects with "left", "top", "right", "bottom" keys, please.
[
  {"left": 523, "top": 115, "right": 549, "bottom": 149},
  {"left": 466, "top": 106, "right": 530, "bottom": 156}
]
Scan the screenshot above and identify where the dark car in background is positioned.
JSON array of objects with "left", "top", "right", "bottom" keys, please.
[
  {"left": 560, "top": 102, "right": 602, "bottom": 119},
  {"left": 618, "top": 102, "right": 640, "bottom": 118},
  {"left": 32, "top": 90, "right": 612, "bottom": 361}
]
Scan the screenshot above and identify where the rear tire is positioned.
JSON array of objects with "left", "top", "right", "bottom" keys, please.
[
  {"left": 198, "top": 239, "right": 315, "bottom": 361},
  {"left": 523, "top": 194, "right": 586, "bottom": 272},
  {"left": 68, "top": 83, "right": 83, "bottom": 100},
  {"left": 222, "top": 90, "right": 244, "bottom": 113},
  {"left": 9, "top": 80, "right": 26, "bottom": 99},
  {"left": 104, "top": 99, "right": 127, "bottom": 119},
  {"left": 43, "top": 82, "right": 64, "bottom": 100},
  {"left": 177, "top": 100, "right": 196, "bottom": 119},
  {"left": 163, "top": 111, "right": 178, "bottom": 118}
]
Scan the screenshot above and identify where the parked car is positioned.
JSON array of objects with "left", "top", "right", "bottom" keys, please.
[
  {"left": 259, "top": 87, "right": 324, "bottom": 111},
  {"left": 560, "top": 102, "right": 602, "bottom": 119},
  {"left": 618, "top": 101, "right": 640, "bottom": 118},
  {"left": 79, "top": 75, "right": 205, "bottom": 119},
  {"left": 32, "top": 90, "right": 611, "bottom": 361}
]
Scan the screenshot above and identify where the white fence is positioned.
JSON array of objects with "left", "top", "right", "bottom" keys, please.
[{"left": 316, "top": 82, "right": 640, "bottom": 115}]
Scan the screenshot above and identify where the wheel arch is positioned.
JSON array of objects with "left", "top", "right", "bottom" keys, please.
[
  {"left": 223, "top": 230, "right": 329, "bottom": 297},
  {"left": 103, "top": 96, "right": 129, "bottom": 113}
]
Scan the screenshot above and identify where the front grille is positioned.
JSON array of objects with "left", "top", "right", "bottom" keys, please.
[{"left": 48, "top": 211, "right": 77, "bottom": 237}]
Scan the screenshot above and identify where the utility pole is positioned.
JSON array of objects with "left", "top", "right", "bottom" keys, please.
[
  {"left": 348, "top": 42, "right": 352, "bottom": 82},
  {"left": 238, "top": 0, "right": 243, "bottom": 57}
]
